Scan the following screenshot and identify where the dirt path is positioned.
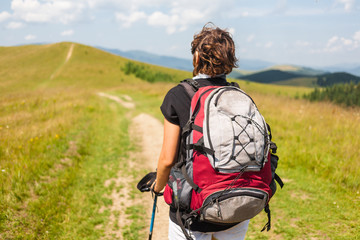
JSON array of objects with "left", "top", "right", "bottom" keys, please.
[
  {"left": 97, "top": 92, "right": 135, "bottom": 109},
  {"left": 131, "top": 113, "right": 169, "bottom": 240},
  {"left": 50, "top": 43, "right": 75, "bottom": 80},
  {"left": 65, "top": 43, "right": 74, "bottom": 63},
  {"left": 98, "top": 93, "right": 168, "bottom": 239}
]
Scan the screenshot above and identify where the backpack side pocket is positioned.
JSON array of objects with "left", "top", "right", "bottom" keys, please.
[{"left": 166, "top": 167, "right": 193, "bottom": 210}]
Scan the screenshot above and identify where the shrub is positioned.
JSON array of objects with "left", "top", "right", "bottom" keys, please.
[{"left": 122, "top": 62, "right": 174, "bottom": 83}]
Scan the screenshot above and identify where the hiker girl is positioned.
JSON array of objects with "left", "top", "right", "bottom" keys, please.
[{"left": 152, "top": 23, "right": 250, "bottom": 240}]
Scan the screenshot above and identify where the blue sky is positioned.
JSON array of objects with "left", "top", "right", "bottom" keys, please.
[{"left": 0, "top": 0, "right": 359, "bottom": 67}]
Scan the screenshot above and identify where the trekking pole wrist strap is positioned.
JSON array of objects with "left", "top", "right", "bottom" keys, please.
[{"left": 151, "top": 182, "right": 164, "bottom": 197}]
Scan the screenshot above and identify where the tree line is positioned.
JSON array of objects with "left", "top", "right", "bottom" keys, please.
[
  {"left": 122, "top": 61, "right": 174, "bottom": 83},
  {"left": 304, "top": 82, "right": 360, "bottom": 107},
  {"left": 317, "top": 72, "right": 360, "bottom": 87}
]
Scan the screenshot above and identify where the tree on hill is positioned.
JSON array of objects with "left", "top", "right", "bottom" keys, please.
[
  {"left": 304, "top": 82, "right": 360, "bottom": 107},
  {"left": 317, "top": 72, "right": 360, "bottom": 87},
  {"left": 122, "top": 61, "right": 174, "bottom": 83}
]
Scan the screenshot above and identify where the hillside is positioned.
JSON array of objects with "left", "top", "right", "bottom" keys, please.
[
  {"left": 239, "top": 69, "right": 307, "bottom": 83},
  {"left": 0, "top": 42, "right": 189, "bottom": 94},
  {"left": 267, "top": 65, "right": 325, "bottom": 76},
  {"left": 317, "top": 72, "right": 360, "bottom": 86},
  {"left": 1, "top": 42, "right": 359, "bottom": 240},
  {"left": 235, "top": 68, "right": 360, "bottom": 87}
]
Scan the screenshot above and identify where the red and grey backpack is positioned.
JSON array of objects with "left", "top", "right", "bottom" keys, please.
[{"left": 163, "top": 78, "right": 284, "bottom": 240}]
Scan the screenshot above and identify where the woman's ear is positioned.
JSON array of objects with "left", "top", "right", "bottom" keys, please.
[
  {"left": 193, "top": 51, "right": 200, "bottom": 67},
  {"left": 195, "top": 51, "right": 200, "bottom": 64}
]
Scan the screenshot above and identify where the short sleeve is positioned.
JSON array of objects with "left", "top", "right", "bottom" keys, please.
[
  {"left": 161, "top": 91, "right": 180, "bottom": 125},
  {"left": 160, "top": 85, "right": 191, "bottom": 128}
]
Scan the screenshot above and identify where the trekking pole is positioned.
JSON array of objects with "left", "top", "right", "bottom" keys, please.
[
  {"left": 136, "top": 172, "right": 160, "bottom": 240},
  {"left": 149, "top": 195, "right": 157, "bottom": 240}
]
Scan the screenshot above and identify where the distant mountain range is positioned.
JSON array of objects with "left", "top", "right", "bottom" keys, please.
[
  {"left": 96, "top": 46, "right": 194, "bottom": 71},
  {"left": 320, "top": 64, "right": 360, "bottom": 77},
  {"left": 97, "top": 46, "right": 282, "bottom": 72},
  {"left": 238, "top": 69, "right": 360, "bottom": 87},
  {"left": 97, "top": 46, "right": 360, "bottom": 75},
  {"left": 97, "top": 46, "right": 360, "bottom": 87}
]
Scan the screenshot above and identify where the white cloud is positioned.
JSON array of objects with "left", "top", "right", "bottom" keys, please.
[
  {"left": 228, "top": 27, "right": 235, "bottom": 36},
  {"left": 61, "top": 29, "right": 74, "bottom": 36},
  {"left": 115, "top": 0, "right": 227, "bottom": 34},
  {"left": 340, "top": 37, "right": 353, "bottom": 46},
  {"left": 264, "top": 42, "right": 273, "bottom": 48},
  {"left": 247, "top": 34, "right": 255, "bottom": 42},
  {"left": 11, "top": 0, "right": 86, "bottom": 24},
  {"left": 0, "top": 11, "right": 12, "bottom": 22},
  {"left": 327, "top": 36, "right": 339, "bottom": 47},
  {"left": 147, "top": 11, "right": 178, "bottom": 34},
  {"left": 324, "top": 32, "right": 360, "bottom": 53},
  {"left": 354, "top": 31, "right": 360, "bottom": 42},
  {"left": 241, "top": 11, "right": 249, "bottom": 17},
  {"left": 147, "top": 7, "right": 206, "bottom": 34},
  {"left": 336, "top": 0, "right": 355, "bottom": 11},
  {"left": 25, "top": 34, "right": 36, "bottom": 40},
  {"left": 6, "top": 21, "right": 24, "bottom": 29},
  {"left": 115, "top": 11, "right": 146, "bottom": 28},
  {"left": 295, "top": 40, "right": 311, "bottom": 47}
]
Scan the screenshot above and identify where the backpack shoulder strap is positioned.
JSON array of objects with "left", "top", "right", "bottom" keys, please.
[
  {"left": 229, "top": 81, "right": 240, "bottom": 88},
  {"left": 180, "top": 78, "right": 200, "bottom": 98}
]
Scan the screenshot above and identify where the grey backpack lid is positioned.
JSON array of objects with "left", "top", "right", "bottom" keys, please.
[{"left": 203, "top": 86, "right": 270, "bottom": 173}]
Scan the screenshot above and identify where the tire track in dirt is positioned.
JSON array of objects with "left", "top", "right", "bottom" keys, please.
[{"left": 98, "top": 93, "right": 168, "bottom": 239}]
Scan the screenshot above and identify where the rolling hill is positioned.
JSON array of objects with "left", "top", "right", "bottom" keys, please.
[
  {"left": 1, "top": 42, "right": 360, "bottom": 240},
  {"left": 266, "top": 65, "right": 326, "bottom": 76},
  {"left": 317, "top": 72, "right": 360, "bottom": 86},
  {"left": 236, "top": 67, "right": 360, "bottom": 87},
  {"left": 239, "top": 69, "right": 308, "bottom": 83}
]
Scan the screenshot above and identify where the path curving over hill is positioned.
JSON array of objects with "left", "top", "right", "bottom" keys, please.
[{"left": 50, "top": 43, "right": 75, "bottom": 80}]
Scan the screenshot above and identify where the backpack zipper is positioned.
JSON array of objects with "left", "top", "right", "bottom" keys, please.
[{"left": 202, "top": 188, "right": 268, "bottom": 209}]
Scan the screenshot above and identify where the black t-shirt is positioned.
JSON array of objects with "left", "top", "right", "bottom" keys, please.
[{"left": 160, "top": 77, "right": 239, "bottom": 232}]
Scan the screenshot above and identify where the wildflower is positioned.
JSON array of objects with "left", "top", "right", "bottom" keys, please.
[
  {"left": 1, "top": 169, "right": 5, "bottom": 172},
  {"left": 55, "top": 134, "right": 59, "bottom": 139},
  {"left": 30, "top": 138, "right": 34, "bottom": 142}
]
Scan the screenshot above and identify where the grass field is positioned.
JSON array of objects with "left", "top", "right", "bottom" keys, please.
[{"left": 1, "top": 42, "right": 359, "bottom": 239}]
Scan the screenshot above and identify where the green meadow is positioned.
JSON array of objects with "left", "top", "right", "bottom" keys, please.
[{"left": 0, "top": 42, "right": 359, "bottom": 239}]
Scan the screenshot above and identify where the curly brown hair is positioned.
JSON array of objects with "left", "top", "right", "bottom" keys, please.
[{"left": 191, "top": 23, "right": 238, "bottom": 77}]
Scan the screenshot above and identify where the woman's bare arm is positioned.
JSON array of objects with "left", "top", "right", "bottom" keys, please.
[{"left": 153, "top": 118, "right": 180, "bottom": 193}]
